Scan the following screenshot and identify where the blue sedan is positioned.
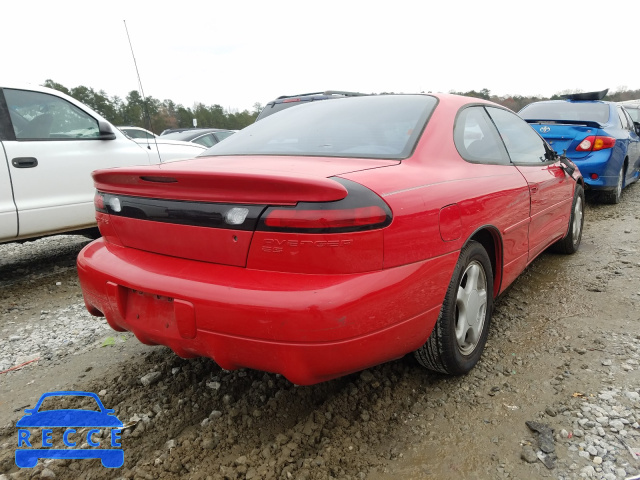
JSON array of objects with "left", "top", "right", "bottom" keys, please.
[{"left": 520, "top": 90, "right": 640, "bottom": 203}]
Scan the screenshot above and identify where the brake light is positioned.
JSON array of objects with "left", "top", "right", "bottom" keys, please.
[
  {"left": 265, "top": 206, "right": 387, "bottom": 229},
  {"left": 283, "top": 98, "right": 301, "bottom": 103},
  {"left": 94, "top": 192, "right": 106, "bottom": 213},
  {"left": 575, "top": 136, "right": 616, "bottom": 152},
  {"left": 94, "top": 191, "right": 123, "bottom": 213},
  {"left": 257, "top": 178, "right": 392, "bottom": 233}
]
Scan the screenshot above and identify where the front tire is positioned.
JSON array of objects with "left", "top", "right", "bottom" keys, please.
[
  {"left": 551, "top": 184, "right": 584, "bottom": 254},
  {"left": 415, "top": 240, "right": 493, "bottom": 375}
]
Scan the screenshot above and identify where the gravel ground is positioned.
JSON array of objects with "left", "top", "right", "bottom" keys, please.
[{"left": 0, "top": 182, "right": 639, "bottom": 480}]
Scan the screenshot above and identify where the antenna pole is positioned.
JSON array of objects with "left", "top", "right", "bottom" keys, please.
[{"left": 124, "top": 20, "right": 161, "bottom": 158}]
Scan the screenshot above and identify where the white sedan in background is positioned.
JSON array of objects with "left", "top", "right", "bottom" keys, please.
[{"left": 117, "top": 125, "right": 157, "bottom": 140}]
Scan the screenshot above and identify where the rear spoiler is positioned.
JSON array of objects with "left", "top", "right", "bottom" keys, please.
[
  {"left": 92, "top": 166, "right": 348, "bottom": 205},
  {"left": 524, "top": 119, "right": 604, "bottom": 129},
  {"left": 559, "top": 89, "right": 608, "bottom": 101}
]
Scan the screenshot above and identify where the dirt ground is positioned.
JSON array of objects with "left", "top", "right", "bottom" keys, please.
[{"left": 0, "top": 182, "right": 639, "bottom": 480}]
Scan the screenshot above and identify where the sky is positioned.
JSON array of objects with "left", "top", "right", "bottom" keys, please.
[{"left": 4, "top": 0, "right": 639, "bottom": 113}]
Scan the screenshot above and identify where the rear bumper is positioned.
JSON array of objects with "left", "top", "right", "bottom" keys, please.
[
  {"left": 77, "top": 239, "right": 456, "bottom": 385},
  {"left": 571, "top": 150, "right": 620, "bottom": 190}
]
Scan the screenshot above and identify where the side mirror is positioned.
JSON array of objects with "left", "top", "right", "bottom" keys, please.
[
  {"left": 543, "top": 141, "right": 557, "bottom": 162},
  {"left": 558, "top": 150, "right": 576, "bottom": 178},
  {"left": 97, "top": 120, "right": 116, "bottom": 140},
  {"left": 634, "top": 121, "right": 640, "bottom": 137}
]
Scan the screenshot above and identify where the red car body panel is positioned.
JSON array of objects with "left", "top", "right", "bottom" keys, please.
[
  {"left": 77, "top": 93, "right": 580, "bottom": 385},
  {"left": 92, "top": 156, "right": 398, "bottom": 205},
  {"left": 78, "top": 239, "right": 456, "bottom": 385}
]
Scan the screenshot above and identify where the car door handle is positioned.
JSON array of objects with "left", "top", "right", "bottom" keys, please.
[
  {"left": 12, "top": 157, "right": 38, "bottom": 168},
  {"left": 529, "top": 184, "right": 539, "bottom": 194}
]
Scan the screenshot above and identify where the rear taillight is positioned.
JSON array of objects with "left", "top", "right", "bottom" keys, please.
[
  {"left": 575, "top": 135, "right": 616, "bottom": 152},
  {"left": 94, "top": 192, "right": 106, "bottom": 213},
  {"left": 257, "top": 178, "right": 392, "bottom": 233},
  {"left": 95, "top": 191, "right": 123, "bottom": 214}
]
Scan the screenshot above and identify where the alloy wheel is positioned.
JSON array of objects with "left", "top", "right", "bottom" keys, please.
[{"left": 455, "top": 260, "right": 488, "bottom": 355}]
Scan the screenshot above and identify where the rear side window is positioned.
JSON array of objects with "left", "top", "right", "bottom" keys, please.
[
  {"left": 617, "top": 107, "right": 632, "bottom": 130},
  {"left": 519, "top": 101, "right": 610, "bottom": 124},
  {"left": 487, "top": 107, "right": 550, "bottom": 164},
  {"left": 193, "top": 134, "right": 217, "bottom": 148},
  {"left": 204, "top": 95, "right": 437, "bottom": 160},
  {"left": 214, "top": 131, "right": 235, "bottom": 141},
  {"left": 454, "top": 106, "right": 510, "bottom": 165},
  {"left": 4, "top": 88, "right": 99, "bottom": 140},
  {"left": 625, "top": 107, "right": 640, "bottom": 123},
  {"left": 128, "top": 129, "right": 154, "bottom": 140}
]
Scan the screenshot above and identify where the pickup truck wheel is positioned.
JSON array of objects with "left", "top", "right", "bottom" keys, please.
[
  {"left": 414, "top": 240, "right": 493, "bottom": 375},
  {"left": 551, "top": 184, "right": 584, "bottom": 254}
]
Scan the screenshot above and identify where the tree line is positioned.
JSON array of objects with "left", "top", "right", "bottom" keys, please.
[
  {"left": 44, "top": 80, "right": 640, "bottom": 135},
  {"left": 43, "top": 80, "right": 260, "bottom": 134}
]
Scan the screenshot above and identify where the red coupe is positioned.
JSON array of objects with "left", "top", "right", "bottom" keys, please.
[{"left": 77, "top": 94, "right": 584, "bottom": 385}]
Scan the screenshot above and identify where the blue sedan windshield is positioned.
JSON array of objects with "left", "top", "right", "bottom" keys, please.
[{"left": 520, "top": 102, "right": 610, "bottom": 124}]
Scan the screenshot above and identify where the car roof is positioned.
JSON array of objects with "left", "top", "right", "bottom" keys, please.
[
  {"left": 620, "top": 100, "right": 640, "bottom": 108},
  {"left": 270, "top": 90, "right": 365, "bottom": 103},
  {"left": 255, "top": 90, "right": 368, "bottom": 122}
]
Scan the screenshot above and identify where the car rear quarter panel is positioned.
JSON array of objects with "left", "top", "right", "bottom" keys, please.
[{"left": 343, "top": 99, "right": 531, "bottom": 295}]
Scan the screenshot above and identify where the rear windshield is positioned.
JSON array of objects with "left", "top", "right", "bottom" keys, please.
[
  {"left": 520, "top": 102, "right": 610, "bottom": 124},
  {"left": 214, "top": 130, "right": 235, "bottom": 141},
  {"left": 202, "top": 95, "right": 437, "bottom": 160}
]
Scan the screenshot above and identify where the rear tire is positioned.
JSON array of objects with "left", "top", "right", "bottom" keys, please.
[
  {"left": 551, "top": 184, "right": 584, "bottom": 254},
  {"left": 414, "top": 240, "right": 493, "bottom": 375},
  {"left": 600, "top": 165, "right": 624, "bottom": 204}
]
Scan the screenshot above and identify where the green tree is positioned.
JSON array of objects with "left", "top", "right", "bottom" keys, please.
[{"left": 42, "top": 79, "right": 70, "bottom": 96}]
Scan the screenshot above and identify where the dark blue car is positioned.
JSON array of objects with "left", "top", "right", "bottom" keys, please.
[
  {"left": 15, "top": 391, "right": 123, "bottom": 468},
  {"left": 520, "top": 90, "right": 640, "bottom": 203}
]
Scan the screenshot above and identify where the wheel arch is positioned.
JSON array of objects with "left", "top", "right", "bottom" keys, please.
[{"left": 461, "top": 226, "right": 503, "bottom": 299}]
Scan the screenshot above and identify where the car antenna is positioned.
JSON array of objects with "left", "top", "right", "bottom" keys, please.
[{"left": 123, "top": 20, "right": 162, "bottom": 161}]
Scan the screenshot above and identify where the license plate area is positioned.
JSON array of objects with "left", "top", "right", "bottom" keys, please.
[
  {"left": 106, "top": 281, "right": 196, "bottom": 340},
  {"left": 126, "top": 289, "right": 177, "bottom": 336}
]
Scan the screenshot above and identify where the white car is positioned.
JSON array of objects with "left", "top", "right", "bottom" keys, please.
[
  {"left": 0, "top": 84, "right": 205, "bottom": 243},
  {"left": 117, "top": 126, "right": 157, "bottom": 140},
  {"left": 621, "top": 100, "right": 640, "bottom": 125}
]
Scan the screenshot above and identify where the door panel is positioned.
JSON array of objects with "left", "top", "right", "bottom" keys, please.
[
  {"left": 486, "top": 107, "right": 573, "bottom": 260},
  {"left": 515, "top": 162, "right": 572, "bottom": 259},
  {"left": 3, "top": 139, "right": 152, "bottom": 237},
  {"left": 451, "top": 105, "right": 530, "bottom": 292},
  {"left": 621, "top": 108, "right": 640, "bottom": 181},
  {"left": 2, "top": 87, "right": 153, "bottom": 238},
  {"left": 0, "top": 141, "right": 18, "bottom": 240}
]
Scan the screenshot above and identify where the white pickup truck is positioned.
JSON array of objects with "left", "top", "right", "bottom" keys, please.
[{"left": 0, "top": 84, "right": 205, "bottom": 243}]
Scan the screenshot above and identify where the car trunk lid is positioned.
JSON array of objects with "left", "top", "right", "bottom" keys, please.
[
  {"left": 525, "top": 120, "right": 604, "bottom": 159},
  {"left": 93, "top": 156, "right": 398, "bottom": 267}
]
